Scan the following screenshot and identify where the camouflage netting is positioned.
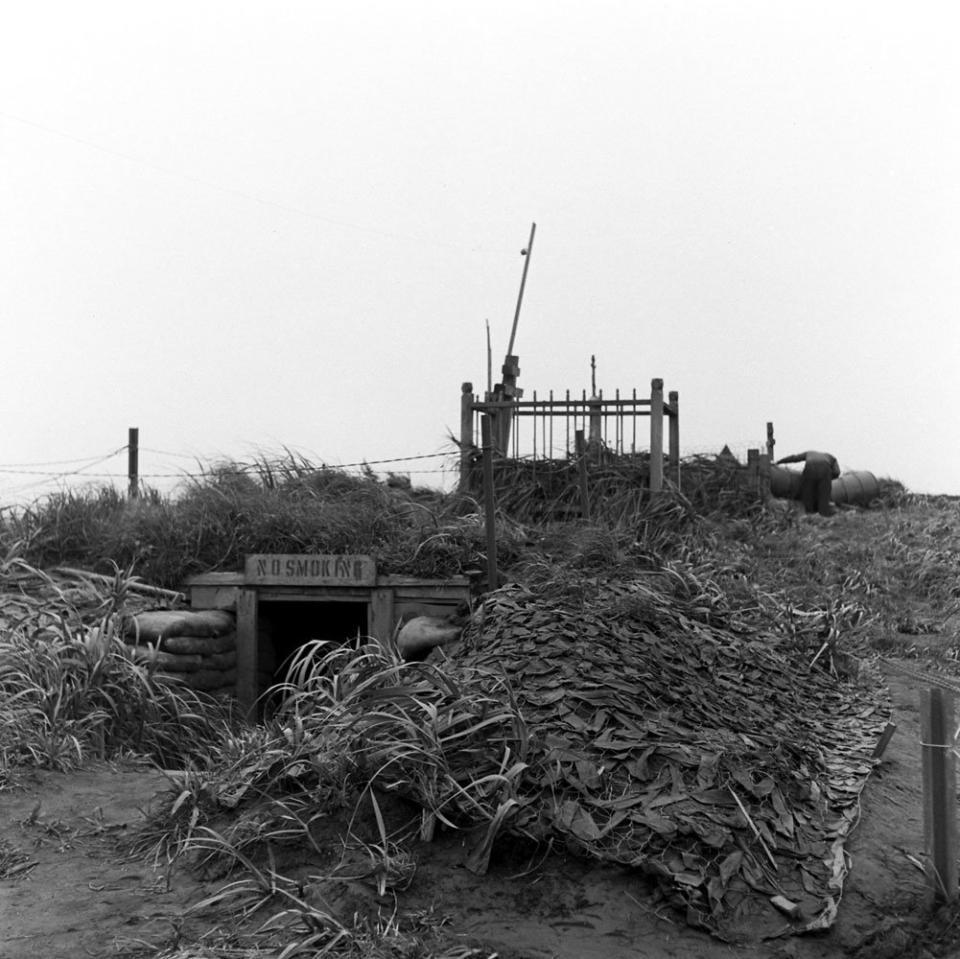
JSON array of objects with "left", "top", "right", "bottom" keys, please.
[{"left": 456, "top": 581, "right": 890, "bottom": 941}]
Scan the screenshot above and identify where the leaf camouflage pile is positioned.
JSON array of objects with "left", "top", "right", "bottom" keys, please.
[{"left": 456, "top": 578, "right": 890, "bottom": 941}]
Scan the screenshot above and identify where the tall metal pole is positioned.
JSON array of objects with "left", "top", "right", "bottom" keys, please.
[{"left": 507, "top": 222, "right": 536, "bottom": 357}]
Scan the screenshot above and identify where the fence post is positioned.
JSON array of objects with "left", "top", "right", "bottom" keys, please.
[
  {"left": 460, "top": 382, "right": 474, "bottom": 491},
  {"left": 668, "top": 390, "right": 680, "bottom": 487},
  {"left": 921, "top": 687, "right": 958, "bottom": 904},
  {"left": 766, "top": 421, "right": 775, "bottom": 462},
  {"left": 127, "top": 427, "right": 139, "bottom": 499},
  {"left": 649, "top": 379, "right": 664, "bottom": 493},
  {"left": 588, "top": 395, "right": 602, "bottom": 460},
  {"left": 481, "top": 415, "right": 498, "bottom": 589},
  {"left": 575, "top": 429, "right": 591, "bottom": 520},
  {"left": 747, "top": 449, "right": 759, "bottom": 495}
]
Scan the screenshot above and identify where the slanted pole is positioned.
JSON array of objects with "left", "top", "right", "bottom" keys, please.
[{"left": 649, "top": 379, "right": 664, "bottom": 493}]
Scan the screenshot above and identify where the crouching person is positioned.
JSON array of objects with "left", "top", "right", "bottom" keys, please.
[{"left": 775, "top": 450, "right": 841, "bottom": 517}]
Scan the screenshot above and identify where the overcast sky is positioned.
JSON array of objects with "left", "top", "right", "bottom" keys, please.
[{"left": 1, "top": 1, "right": 957, "bottom": 504}]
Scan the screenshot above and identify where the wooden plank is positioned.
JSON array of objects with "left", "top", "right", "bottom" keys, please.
[
  {"left": 921, "top": 686, "right": 958, "bottom": 904},
  {"left": 189, "top": 585, "right": 239, "bottom": 610},
  {"left": 253, "top": 587, "right": 371, "bottom": 602},
  {"left": 245, "top": 554, "right": 376, "bottom": 587},
  {"left": 369, "top": 587, "right": 394, "bottom": 644},
  {"left": 376, "top": 575, "right": 471, "bottom": 588},
  {"left": 236, "top": 589, "right": 259, "bottom": 721},
  {"left": 185, "top": 572, "right": 246, "bottom": 587}
]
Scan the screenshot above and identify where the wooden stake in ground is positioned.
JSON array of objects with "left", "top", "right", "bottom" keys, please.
[
  {"left": 575, "top": 429, "right": 590, "bottom": 520},
  {"left": 481, "top": 415, "right": 498, "bottom": 589},
  {"left": 921, "top": 686, "right": 958, "bottom": 904}
]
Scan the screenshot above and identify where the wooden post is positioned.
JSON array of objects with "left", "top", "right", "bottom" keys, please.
[
  {"left": 369, "top": 587, "right": 395, "bottom": 646},
  {"left": 236, "top": 588, "right": 259, "bottom": 722},
  {"left": 481, "top": 415, "right": 498, "bottom": 589},
  {"left": 747, "top": 448, "right": 760, "bottom": 495},
  {"left": 575, "top": 430, "right": 590, "bottom": 520},
  {"left": 921, "top": 687, "right": 958, "bottom": 904},
  {"left": 649, "top": 379, "right": 664, "bottom": 493},
  {"left": 759, "top": 453, "right": 771, "bottom": 498},
  {"left": 766, "top": 422, "right": 775, "bottom": 462},
  {"left": 460, "top": 382, "right": 474, "bottom": 491},
  {"left": 587, "top": 397, "right": 602, "bottom": 459},
  {"left": 668, "top": 390, "right": 680, "bottom": 487},
  {"left": 127, "top": 427, "right": 139, "bottom": 499},
  {"left": 497, "top": 354, "right": 521, "bottom": 454}
]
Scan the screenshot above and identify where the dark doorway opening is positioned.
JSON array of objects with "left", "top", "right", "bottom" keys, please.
[{"left": 258, "top": 600, "right": 369, "bottom": 689}]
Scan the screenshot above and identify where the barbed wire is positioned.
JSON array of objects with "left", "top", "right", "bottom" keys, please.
[{"left": 0, "top": 449, "right": 454, "bottom": 482}]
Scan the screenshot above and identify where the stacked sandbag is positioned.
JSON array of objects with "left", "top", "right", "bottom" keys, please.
[{"left": 124, "top": 609, "right": 238, "bottom": 698}]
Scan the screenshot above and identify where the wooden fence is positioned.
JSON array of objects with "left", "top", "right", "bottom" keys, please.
[{"left": 459, "top": 378, "right": 680, "bottom": 492}]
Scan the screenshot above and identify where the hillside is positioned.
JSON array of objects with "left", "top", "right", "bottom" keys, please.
[{"left": 0, "top": 481, "right": 959, "bottom": 958}]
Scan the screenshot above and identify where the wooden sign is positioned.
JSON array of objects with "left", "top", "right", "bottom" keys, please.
[{"left": 245, "top": 554, "right": 376, "bottom": 587}]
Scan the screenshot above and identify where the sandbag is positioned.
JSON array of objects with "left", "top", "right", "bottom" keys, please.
[
  {"left": 162, "top": 631, "right": 237, "bottom": 656},
  {"left": 184, "top": 667, "right": 238, "bottom": 691},
  {"left": 129, "top": 647, "right": 203, "bottom": 672},
  {"left": 397, "top": 615, "right": 464, "bottom": 661},
  {"left": 199, "top": 649, "right": 237, "bottom": 670},
  {"left": 125, "top": 609, "right": 236, "bottom": 642}
]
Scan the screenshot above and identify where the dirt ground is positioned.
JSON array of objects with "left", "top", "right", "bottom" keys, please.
[{"left": 0, "top": 667, "right": 945, "bottom": 959}]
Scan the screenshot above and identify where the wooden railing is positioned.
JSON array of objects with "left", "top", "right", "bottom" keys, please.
[{"left": 459, "top": 378, "right": 679, "bottom": 492}]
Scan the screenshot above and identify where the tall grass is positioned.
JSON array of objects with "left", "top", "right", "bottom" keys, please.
[
  {"left": 0, "top": 560, "right": 231, "bottom": 774},
  {"left": 1, "top": 456, "right": 533, "bottom": 588}
]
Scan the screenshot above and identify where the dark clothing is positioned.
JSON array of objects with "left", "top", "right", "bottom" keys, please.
[
  {"left": 799, "top": 457, "right": 835, "bottom": 515},
  {"left": 776, "top": 450, "right": 841, "bottom": 517}
]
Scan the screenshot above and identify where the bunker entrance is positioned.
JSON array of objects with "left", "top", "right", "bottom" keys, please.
[{"left": 258, "top": 599, "right": 369, "bottom": 689}]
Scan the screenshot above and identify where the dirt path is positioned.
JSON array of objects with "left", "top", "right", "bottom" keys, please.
[
  {"left": 0, "top": 667, "right": 939, "bottom": 959},
  {"left": 0, "top": 763, "right": 213, "bottom": 959}
]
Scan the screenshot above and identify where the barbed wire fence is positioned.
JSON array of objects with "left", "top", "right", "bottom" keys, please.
[
  {"left": 0, "top": 424, "right": 775, "bottom": 515},
  {"left": 0, "top": 431, "right": 466, "bottom": 511}
]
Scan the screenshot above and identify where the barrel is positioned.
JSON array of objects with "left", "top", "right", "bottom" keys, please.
[
  {"left": 831, "top": 470, "right": 880, "bottom": 506},
  {"left": 770, "top": 466, "right": 879, "bottom": 506},
  {"left": 770, "top": 466, "right": 802, "bottom": 499}
]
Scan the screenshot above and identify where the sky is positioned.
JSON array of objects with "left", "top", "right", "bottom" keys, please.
[{"left": 1, "top": 0, "right": 958, "bottom": 504}]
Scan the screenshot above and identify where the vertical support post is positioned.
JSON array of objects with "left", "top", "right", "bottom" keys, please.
[
  {"left": 575, "top": 430, "right": 591, "bottom": 521},
  {"left": 481, "top": 415, "right": 498, "bottom": 589},
  {"left": 759, "top": 452, "right": 771, "bottom": 498},
  {"left": 747, "top": 449, "right": 760, "bottom": 495},
  {"left": 460, "top": 382, "right": 474, "bottom": 491},
  {"left": 649, "top": 379, "right": 664, "bottom": 493},
  {"left": 369, "top": 587, "right": 395, "bottom": 646},
  {"left": 497, "top": 354, "right": 520, "bottom": 453},
  {"left": 921, "top": 687, "right": 958, "bottom": 904},
  {"left": 127, "top": 427, "right": 139, "bottom": 499},
  {"left": 668, "top": 390, "right": 680, "bottom": 487},
  {"left": 588, "top": 397, "right": 602, "bottom": 457},
  {"left": 236, "top": 589, "right": 259, "bottom": 722},
  {"left": 766, "top": 422, "right": 775, "bottom": 462}
]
